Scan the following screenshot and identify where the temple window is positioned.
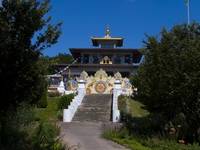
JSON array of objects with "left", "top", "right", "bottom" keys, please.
[
  {"left": 125, "top": 55, "right": 131, "bottom": 64},
  {"left": 132, "top": 54, "right": 142, "bottom": 63},
  {"left": 83, "top": 54, "right": 89, "bottom": 64},
  {"left": 101, "top": 43, "right": 114, "bottom": 48},
  {"left": 114, "top": 55, "right": 121, "bottom": 64},
  {"left": 92, "top": 55, "right": 99, "bottom": 64}
]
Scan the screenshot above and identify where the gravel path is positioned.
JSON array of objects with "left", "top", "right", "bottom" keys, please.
[{"left": 61, "top": 122, "right": 129, "bottom": 150}]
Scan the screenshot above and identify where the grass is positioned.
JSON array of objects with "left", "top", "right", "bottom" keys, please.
[
  {"left": 103, "top": 128, "right": 200, "bottom": 150},
  {"left": 103, "top": 130, "right": 151, "bottom": 150},
  {"left": 104, "top": 96, "right": 200, "bottom": 150},
  {"left": 118, "top": 96, "right": 149, "bottom": 118},
  {"left": 35, "top": 96, "right": 60, "bottom": 122},
  {"left": 127, "top": 98, "right": 149, "bottom": 118}
]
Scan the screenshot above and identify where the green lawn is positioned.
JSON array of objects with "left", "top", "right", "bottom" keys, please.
[
  {"left": 35, "top": 97, "right": 60, "bottom": 122},
  {"left": 103, "top": 130, "right": 200, "bottom": 150},
  {"left": 104, "top": 96, "right": 200, "bottom": 150},
  {"left": 126, "top": 97, "right": 149, "bottom": 118},
  {"left": 118, "top": 96, "right": 149, "bottom": 118},
  {"left": 103, "top": 130, "right": 151, "bottom": 150}
]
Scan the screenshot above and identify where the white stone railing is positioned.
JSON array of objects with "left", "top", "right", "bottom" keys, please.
[
  {"left": 63, "top": 80, "right": 86, "bottom": 122},
  {"left": 112, "top": 80, "right": 122, "bottom": 122}
]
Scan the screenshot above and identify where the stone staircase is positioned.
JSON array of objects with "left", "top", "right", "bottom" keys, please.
[{"left": 72, "top": 94, "right": 112, "bottom": 122}]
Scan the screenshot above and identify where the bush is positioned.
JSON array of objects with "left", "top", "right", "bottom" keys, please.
[
  {"left": 32, "top": 121, "right": 65, "bottom": 150},
  {"left": 57, "top": 94, "right": 75, "bottom": 110},
  {"left": 118, "top": 95, "right": 127, "bottom": 113},
  {"left": 0, "top": 104, "right": 36, "bottom": 150},
  {"left": 103, "top": 129, "right": 151, "bottom": 150},
  {"left": 48, "top": 92, "right": 61, "bottom": 97},
  {"left": 38, "top": 82, "right": 48, "bottom": 108},
  {"left": 139, "top": 138, "right": 200, "bottom": 150},
  {"left": 0, "top": 104, "right": 66, "bottom": 150},
  {"left": 103, "top": 128, "right": 200, "bottom": 150},
  {"left": 136, "top": 23, "right": 200, "bottom": 143},
  {"left": 56, "top": 110, "right": 63, "bottom": 121}
]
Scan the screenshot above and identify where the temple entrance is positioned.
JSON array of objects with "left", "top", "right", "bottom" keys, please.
[{"left": 78, "top": 68, "right": 132, "bottom": 95}]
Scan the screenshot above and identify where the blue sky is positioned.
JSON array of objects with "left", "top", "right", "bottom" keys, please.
[{"left": 44, "top": 0, "right": 200, "bottom": 56}]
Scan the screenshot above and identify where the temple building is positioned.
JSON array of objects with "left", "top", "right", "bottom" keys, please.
[
  {"left": 47, "top": 28, "right": 144, "bottom": 123},
  {"left": 56, "top": 27, "right": 143, "bottom": 78}
]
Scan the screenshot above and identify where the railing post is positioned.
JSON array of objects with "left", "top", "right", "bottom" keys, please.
[{"left": 112, "top": 79, "right": 122, "bottom": 122}]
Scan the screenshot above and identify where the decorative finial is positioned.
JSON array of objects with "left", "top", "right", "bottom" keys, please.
[{"left": 105, "top": 25, "right": 111, "bottom": 38}]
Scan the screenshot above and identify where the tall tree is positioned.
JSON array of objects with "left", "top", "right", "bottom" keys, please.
[
  {"left": 136, "top": 23, "right": 200, "bottom": 142},
  {"left": 0, "top": 0, "right": 61, "bottom": 112}
]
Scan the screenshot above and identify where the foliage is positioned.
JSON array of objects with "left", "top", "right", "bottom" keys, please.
[
  {"left": 115, "top": 96, "right": 200, "bottom": 149},
  {"left": 35, "top": 97, "right": 60, "bottom": 122},
  {"left": 118, "top": 97, "right": 161, "bottom": 136},
  {"left": 39, "top": 53, "right": 74, "bottom": 75},
  {"left": 139, "top": 138, "right": 200, "bottom": 150},
  {"left": 32, "top": 121, "right": 65, "bottom": 150},
  {"left": 118, "top": 96, "right": 149, "bottom": 118},
  {"left": 56, "top": 110, "right": 63, "bottom": 121},
  {"left": 0, "top": 0, "right": 61, "bottom": 112},
  {"left": 57, "top": 94, "right": 75, "bottom": 110},
  {"left": 50, "top": 53, "right": 74, "bottom": 64},
  {"left": 0, "top": 104, "right": 36, "bottom": 150},
  {"left": 0, "top": 104, "right": 65, "bottom": 150},
  {"left": 103, "top": 129, "right": 151, "bottom": 150},
  {"left": 0, "top": 0, "right": 62, "bottom": 147},
  {"left": 48, "top": 91, "right": 61, "bottom": 97},
  {"left": 118, "top": 95, "right": 128, "bottom": 113},
  {"left": 38, "top": 81, "right": 48, "bottom": 108},
  {"left": 103, "top": 128, "right": 200, "bottom": 150},
  {"left": 135, "top": 23, "right": 200, "bottom": 143}
]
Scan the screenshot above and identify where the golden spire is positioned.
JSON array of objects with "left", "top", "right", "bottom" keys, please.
[{"left": 105, "top": 26, "right": 111, "bottom": 38}]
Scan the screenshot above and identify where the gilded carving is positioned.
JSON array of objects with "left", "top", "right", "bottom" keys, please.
[
  {"left": 79, "top": 70, "right": 88, "bottom": 80},
  {"left": 86, "top": 88, "right": 91, "bottom": 95},
  {"left": 78, "top": 69, "right": 133, "bottom": 95},
  {"left": 95, "top": 81, "right": 107, "bottom": 94},
  {"left": 94, "top": 68, "right": 108, "bottom": 79},
  {"left": 114, "top": 72, "right": 122, "bottom": 80}
]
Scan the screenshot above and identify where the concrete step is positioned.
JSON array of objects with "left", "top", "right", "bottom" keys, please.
[{"left": 72, "top": 94, "right": 112, "bottom": 122}]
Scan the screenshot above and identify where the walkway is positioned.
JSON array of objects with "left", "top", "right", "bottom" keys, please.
[
  {"left": 61, "top": 122, "right": 128, "bottom": 150},
  {"left": 60, "top": 94, "right": 128, "bottom": 150}
]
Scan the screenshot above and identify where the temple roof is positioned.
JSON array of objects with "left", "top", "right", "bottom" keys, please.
[
  {"left": 91, "top": 37, "right": 123, "bottom": 47},
  {"left": 91, "top": 27, "right": 123, "bottom": 47},
  {"left": 70, "top": 48, "right": 139, "bottom": 52},
  {"left": 69, "top": 48, "right": 141, "bottom": 58}
]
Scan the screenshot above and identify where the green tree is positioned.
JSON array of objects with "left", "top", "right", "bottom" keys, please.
[
  {"left": 52, "top": 53, "right": 74, "bottom": 64},
  {"left": 136, "top": 23, "right": 200, "bottom": 142},
  {"left": 0, "top": 0, "right": 61, "bottom": 112},
  {"left": 39, "top": 53, "right": 74, "bottom": 75},
  {"left": 0, "top": 0, "right": 62, "bottom": 149}
]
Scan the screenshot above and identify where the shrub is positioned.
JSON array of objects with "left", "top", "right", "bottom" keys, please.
[
  {"left": 139, "top": 138, "right": 200, "bottom": 150},
  {"left": 48, "top": 91, "right": 61, "bottom": 97},
  {"left": 56, "top": 110, "right": 63, "bottom": 121},
  {"left": 32, "top": 121, "right": 65, "bottom": 150},
  {"left": 136, "top": 23, "right": 200, "bottom": 143},
  {"left": 57, "top": 94, "right": 75, "bottom": 110},
  {"left": 118, "top": 95, "right": 127, "bottom": 113},
  {"left": 38, "top": 82, "right": 48, "bottom": 108},
  {"left": 0, "top": 104, "right": 36, "bottom": 150},
  {"left": 103, "top": 128, "right": 151, "bottom": 150}
]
